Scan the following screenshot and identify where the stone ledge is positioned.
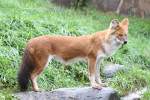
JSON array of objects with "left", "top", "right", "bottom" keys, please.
[{"left": 15, "top": 87, "right": 120, "bottom": 100}]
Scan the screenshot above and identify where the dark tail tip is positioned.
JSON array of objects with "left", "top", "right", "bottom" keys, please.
[
  {"left": 18, "top": 70, "right": 29, "bottom": 91},
  {"left": 18, "top": 49, "right": 35, "bottom": 91}
]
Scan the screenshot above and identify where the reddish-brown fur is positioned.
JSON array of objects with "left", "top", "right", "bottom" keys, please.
[{"left": 18, "top": 18, "right": 129, "bottom": 91}]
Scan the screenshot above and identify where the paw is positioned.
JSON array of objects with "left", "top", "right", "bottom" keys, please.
[
  {"left": 99, "top": 82, "right": 107, "bottom": 87},
  {"left": 91, "top": 83, "right": 102, "bottom": 90},
  {"left": 96, "top": 79, "right": 107, "bottom": 87},
  {"left": 33, "top": 88, "right": 40, "bottom": 92}
]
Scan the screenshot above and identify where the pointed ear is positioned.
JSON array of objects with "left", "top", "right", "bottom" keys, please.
[
  {"left": 121, "top": 18, "right": 129, "bottom": 26},
  {"left": 109, "top": 19, "right": 119, "bottom": 29}
]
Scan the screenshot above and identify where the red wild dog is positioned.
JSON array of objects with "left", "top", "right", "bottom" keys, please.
[{"left": 18, "top": 18, "right": 129, "bottom": 91}]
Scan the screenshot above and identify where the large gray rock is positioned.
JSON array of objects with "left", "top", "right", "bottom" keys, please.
[
  {"left": 92, "top": 0, "right": 150, "bottom": 18},
  {"left": 15, "top": 87, "right": 120, "bottom": 100},
  {"left": 103, "top": 64, "right": 125, "bottom": 78}
]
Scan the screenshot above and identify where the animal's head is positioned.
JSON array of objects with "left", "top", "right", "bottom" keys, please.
[{"left": 108, "top": 18, "right": 129, "bottom": 45}]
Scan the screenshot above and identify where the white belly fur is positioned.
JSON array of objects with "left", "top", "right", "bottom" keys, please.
[{"left": 45, "top": 55, "right": 86, "bottom": 67}]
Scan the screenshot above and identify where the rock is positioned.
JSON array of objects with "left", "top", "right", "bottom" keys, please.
[
  {"left": 92, "top": 0, "right": 150, "bottom": 18},
  {"left": 103, "top": 64, "right": 125, "bottom": 78},
  {"left": 15, "top": 87, "right": 120, "bottom": 100}
]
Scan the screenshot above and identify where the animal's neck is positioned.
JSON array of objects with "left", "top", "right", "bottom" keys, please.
[{"left": 102, "top": 36, "right": 121, "bottom": 56}]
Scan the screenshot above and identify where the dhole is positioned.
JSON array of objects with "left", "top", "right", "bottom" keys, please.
[{"left": 18, "top": 18, "right": 129, "bottom": 91}]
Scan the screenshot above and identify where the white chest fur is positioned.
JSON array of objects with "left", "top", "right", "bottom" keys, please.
[{"left": 103, "top": 40, "right": 121, "bottom": 56}]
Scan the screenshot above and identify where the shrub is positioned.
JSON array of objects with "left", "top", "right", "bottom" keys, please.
[{"left": 108, "top": 67, "right": 150, "bottom": 95}]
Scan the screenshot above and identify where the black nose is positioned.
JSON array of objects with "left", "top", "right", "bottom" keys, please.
[{"left": 124, "top": 41, "right": 127, "bottom": 44}]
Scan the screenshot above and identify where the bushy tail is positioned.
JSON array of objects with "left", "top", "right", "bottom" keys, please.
[{"left": 18, "top": 48, "right": 35, "bottom": 91}]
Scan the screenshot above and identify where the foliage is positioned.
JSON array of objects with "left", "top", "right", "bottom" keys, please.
[
  {"left": 143, "top": 89, "right": 150, "bottom": 100},
  {"left": 51, "top": 0, "right": 89, "bottom": 9},
  {"left": 0, "top": 89, "right": 16, "bottom": 100},
  {"left": 73, "top": 0, "right": 89, "bottom": 9},
  {"left": 108, "top": 67, "right": 150, "bottom": 95},
  {"left": 0, "top": 47, "right": 20, "bottom": 88}
]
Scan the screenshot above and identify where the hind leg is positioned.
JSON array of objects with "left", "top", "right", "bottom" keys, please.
[
  {"left": 30, "top": 67, "right": 44, "bottom": 91},
  {"left": 30, "top": 55, "right": 52, "bottom": 91}
]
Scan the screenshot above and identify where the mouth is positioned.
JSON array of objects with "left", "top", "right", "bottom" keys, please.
[
  {"left": 121, "top": 42, "right": 127, "bottom": 48},
  {"left": 115, "top": 38, "right": 124, "bottom": 45}
]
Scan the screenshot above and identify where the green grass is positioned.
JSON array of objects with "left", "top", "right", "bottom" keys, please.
[
  {"left": 0, "top": 0, "right": 150, "bottom": 99},
  {"left": 143, "top": 89, "right": 150, "bottom": 100}
]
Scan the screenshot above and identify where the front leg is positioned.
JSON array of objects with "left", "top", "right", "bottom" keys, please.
[
  {"left": 95, "top": 57, "right": 107, "bottom": 86},
  {"left": 88, "top": 57, "right": 102, "bottom": 89},
  {"left": 95, "top": 58, "right": 102, "bottom": 84}
]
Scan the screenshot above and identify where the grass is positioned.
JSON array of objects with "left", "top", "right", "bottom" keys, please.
[
  {"left": 0, "top": 0, "right": 150, "bottom": 99},
  {"left": 143, "top": 89, "right": 150, "bottom": 100}
]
